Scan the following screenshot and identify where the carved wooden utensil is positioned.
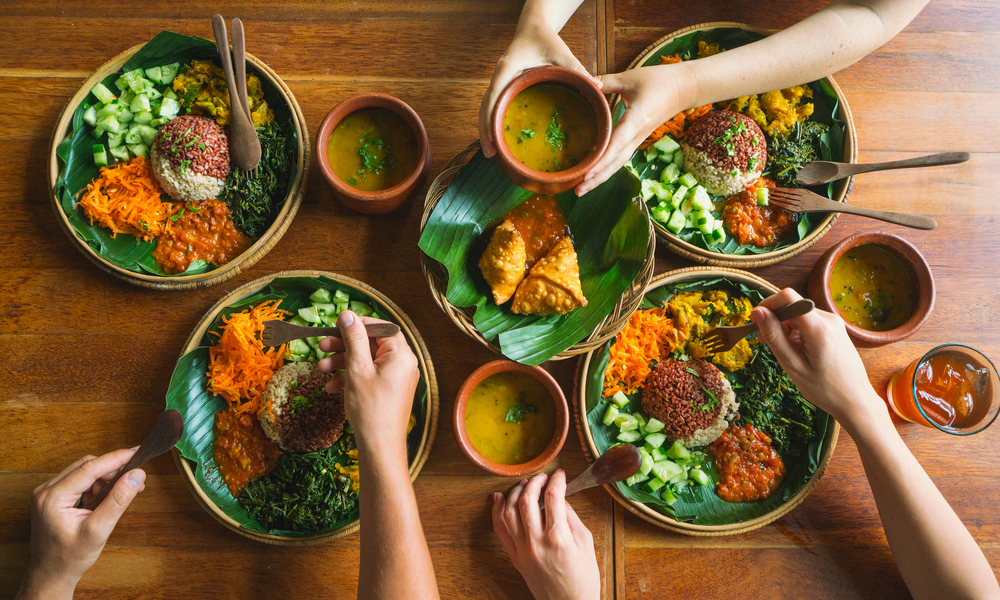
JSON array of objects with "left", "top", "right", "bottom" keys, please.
[
  {"left": 261, "top": 319, "right": 401, "bottom": 347},
  {"left": 539, "top": 443, "right": 642, "bottom": 510},
  {"left": 795, "top": 151, "right": 969, "bottom": 186}
]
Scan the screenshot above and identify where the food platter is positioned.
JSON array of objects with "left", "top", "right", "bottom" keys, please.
[
  {"left": 419, "top": 141, "right": 655, "bottom": 366},
  {"left": 166, "top": 270, "right": 438, "bottom": 545},
  {"left": 575, "top": 267, "right": 840, "bottom": 535},
  {"left": 615, "top": 23, "right": 858, "bottom": 268},
  {"left": 48, "top": 31, "right": 310, "bottom": 290}
]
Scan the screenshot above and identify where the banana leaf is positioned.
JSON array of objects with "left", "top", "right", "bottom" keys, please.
[
  {"left": 165, "top": 276, "right": 429, "bottom": 537},
  {"left": 583, "top": 277, "right": 831, "bottom": 525},
  {"left": 616, "top": 27, "right": 846, "bottom": 255},
  {"left": 53, "top": 30, "right": 297, "bottom": 277},
  {"left": 418, "top": 150, "right": 650, "bottom": 365}
]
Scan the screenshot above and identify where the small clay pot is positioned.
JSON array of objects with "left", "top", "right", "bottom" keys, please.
[
  {"left": 453, "top": 360, "right": 569, "bottom": 477},
  {"left": 808, "top": 232, "right": 935, "bottom": 348},
  {"left": 491, "top": 66, "right": 611, "bottom": 195},
  {"left": 316, "top": 93, "right": 430, "bottom": 214}
]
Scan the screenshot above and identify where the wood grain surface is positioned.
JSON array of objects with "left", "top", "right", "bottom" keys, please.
[{"left": 1, "top": 0, "right": 997, "bottom": 598}]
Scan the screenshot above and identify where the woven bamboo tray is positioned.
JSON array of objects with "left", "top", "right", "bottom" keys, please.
[
  {"left": 419, "top": 140, "right": 656, "bottom": 361},
  {"left": 574, "top": 266, "right": 840, "bottom": 535},
  {"left": 48, "top": 41, "right": 310, "bottom": 290},
  {"left": 172, "top": 270, "right": 439, "bottom": 545},
  {"left": 615, "top": 23, "right": 858, "bottom": 268}
]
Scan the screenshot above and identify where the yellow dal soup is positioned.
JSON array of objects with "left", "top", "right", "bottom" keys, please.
[
  {"left": 464, "top": 371, "right": 557, "bottom": 465},
  {"left": 327, "top": 108, "right": 418, "bottom": 192},
  {"left": 830, "top": 244, "right": 916, "bottom": 331},
  {"left": 503, "top": 84, "right": 597, "bottom": 173}
]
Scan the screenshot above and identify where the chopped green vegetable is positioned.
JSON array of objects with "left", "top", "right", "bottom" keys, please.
[
  {"left": 506, "top": 398, "right": 539, "bottom": 424},
  {"left": 765, "top": 120, "right": 829, "bottom": 187},
  {"left": 221, "top": 120, "right": 295, "bottom": 238},
  {"left": 735, "top": 344, "right": 816, "bottom": 453}
]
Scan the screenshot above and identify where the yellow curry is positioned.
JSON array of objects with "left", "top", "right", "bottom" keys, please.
[
  {"left": 830, "top": 244, "right": 916, "bottom": 331},
  {"left": 327, "top": 108, "right": 419, "bottom": 192},
  {"left": 668, "top": 290, "right": 754, "bottom": 371},
  {"left": 503, "top": 84, "right": 597, "bottom": 173},
  {"left": 465, "top": 371, "right": 556, "bottom": 465},
  {"left": 173, "top": 60, "right": 274, "bottom": 127}
]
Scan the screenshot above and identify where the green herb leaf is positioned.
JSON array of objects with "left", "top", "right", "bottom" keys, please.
[
  {"left": 545, "top": 107, "right": 566, "bottom": 150},
  {"left": 505, "top": 399, "right": 539, "bottom": 424}
]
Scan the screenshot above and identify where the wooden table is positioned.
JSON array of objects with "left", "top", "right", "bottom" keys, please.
[{"left": 0, "top": 1, "right": 996, "bottom": 598}]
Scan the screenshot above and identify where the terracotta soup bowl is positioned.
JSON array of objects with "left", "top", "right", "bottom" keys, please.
[
  {"left": 491, "top": 66, "right": 611, "bottom": 195},
  {"left": 454, "top": 360, "right": 569, "bottom": 477},
  {"left": 808, "top": 232, "right": 934, "bottom": 348},
  {"left": 317, "top": 93, "right": 430, "bottom": 214}
]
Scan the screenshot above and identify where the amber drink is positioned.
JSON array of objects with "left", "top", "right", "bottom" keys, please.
[{"left": 886, "top": 344, "right": 999, "bottom": 435}]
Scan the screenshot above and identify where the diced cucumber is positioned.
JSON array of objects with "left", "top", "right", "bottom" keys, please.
[
  {"left": 659, "top": 162, "right": 680, "bottom": 184},
  {"left": 127, "top": 143, "right": 147, "bottom": 158},
  {"left": 144, "top": 67, "right": 163, "bottom": 83},
  {"left": 289, "top": 316, "right": 309, "bottom": 327},
  {"left": 696, "top": 212, "right": 715, "bottom": 235},
  {"left": 672, "top": 151, "right": 684, "bottom": 169},
  {"left": 109, "top": 145, "right": 130, "bottom": 162},
  {"left": 652, "top": 181, "right": 671, "bottom": 202},
  {"left": 288, "top": 338, "right": 310, "bottom": 357},
  {"left": 638, "top": 448, "right": 654, "bottom": 477},
  {"left": 671, "top": 185, "right": 690, "bottom": 209},
  {"left": 144, "top": 87, "right": 163, "bottom": 100},
  {"left": 689, "top": 468, "right": 711, "bottom": 487},
  {"left": 158, "top": 97, "right": 180, "bottom": 118},
  {"left": 634, "top": 413, "right": 647, "bottom": 431},
  {"left": 107, "top": 133, "right": 124, "bottom": 148},
  {"left": 163, "top": 89, "right": 178, "bottom": 101},
  {"left": 133, "top": 111, "right": 154, "bottom": 125},
  {"left": 653, "top": 136, "right": 680, "bottom": 155},
  {"left": 611, "top": 391, "right": 630, "bottom": 408},
  {"left": 665, "top": 441, "right": 691, "bottom": 460},
  {"left": 119, "top": 90, "right": 135, "bottom": 105},
  {"left": 643, "top": 418, "right": 665, "bottom": 433},
  {"left": 643, "top": 477, "right": 666, "bottom": 494},
  {"left": 93, "top": 144, "right": 108, "bottom": 166},
  {"left": 136, "top": 125, "right": 157, "bottom": 145},
  {"left": 149, "top": 117, "right": 170, "bottom": 127},
  {"left": 96, "top": 104, "right": 120, "bottom": 120},
  {"left": 644, "top": 432, "right": 667, "bottom": 449},
  {"left": 125, "top": 126, "right": 143, "bottom": 145},
  {"left": 614, "top": 413, "right": 639, "bottom": 432},
  {"left": 91, "top": 82, "right": 116, "bottom": 104},
  {"left": 651, "top": 460, "right": 684, "bottom": 482},
  {"left": 350, "top": 301, "right": 374, "bottom": 317},
  {"left": 709, "top": 221, "right": 726, "bottom": 244},
  {"left": 661, "top": 487, "right": 678, "bottom": 504},
  {"left": 644, "top": 144, "right": 659, "bottom": 162},
  {"left": 651, "top": 447, "right": 668, "bottom": 462},
  {"left": 756, "top": 187, "right": 769, "bottom": 206},
  {"left": 665, "top": 209, "right": 686, "bottom": 235},
  {"left": 640, "top": 178, "right": 658, "bottom": 201},
  {"left": 158, "top": 62, "right": 181, "bottom": 85},
  {"left": 678, "top": 172, "right": 698, "bottom": 188},
  {"left": 625, "top": 472, "right": 649, "bottom": 487},
  {"left": 602, "top": 404, "right": 619, "bottom": 427},
  {"left": 97, "top": 114, "right": 120, "bottom": 134},
  {"left": 333, "top": 289, "right": 351, "bottom": 303},
  {"left": 313, "top": 303, "right": 338, "bottom": 316},
  {"left": 309, "top": 288, "right": 333, "bottom": 303},
  {"left": 114, "top": 74, "right": 131, "bottom": 92},
  {"left": 617, "top": 430, "right": 643, "bottom": 443},
  {"left": 130, "top": 94, "right": 151, "bottom": 113},
  {"left": 83, "top": 106, "right": 98, "bottom": 127},
  {"left": 689, "top": 186, "right": 713, "bottom": 212},
  {"left": 651, "top": 207, "right": 671, "bottom": 224},
  {"left": 117, "top": 108, "right": 133, "bottom": 124},
  {"left": 298, "top": 306, "right": 321, "bottom": 323},
  {"left": 334, "top": 301, "right": 349, "bottom": 315}
]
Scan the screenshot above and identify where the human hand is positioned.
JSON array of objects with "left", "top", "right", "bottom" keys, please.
[
  {"left": 479, "top": 21, "right": 599, "bottom": 159},
  {"left": 750, "top": 288, "right": 886, "bottom": 426},
  {"left": 17, "top": 448, "right": 146, "bottom": 600},
  {"left": 492, "top": 470, "right": 600, "bottom": 600},
  {"left": 575, "top": 63, "right": 692, "bottom": 195},
  {"left": 317, "top": 311, "right": 419, "bottom": 452}
]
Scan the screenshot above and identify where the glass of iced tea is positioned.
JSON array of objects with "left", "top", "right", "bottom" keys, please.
[{"left": 886, "top": 344, "right": 999, "bottom": 435}]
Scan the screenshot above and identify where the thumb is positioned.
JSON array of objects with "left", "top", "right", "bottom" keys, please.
[
  {"left": 87, "top": 469, "right": 144, "bottom": 539},
  {"left": 338, "top": 311, "right": 373, "bottom": 371},
  {"left": 751, "top": 307, "right": 804, "bottom": 373},
  {"left": 597, "top": 72, "right": 626, "bottom": 95}
]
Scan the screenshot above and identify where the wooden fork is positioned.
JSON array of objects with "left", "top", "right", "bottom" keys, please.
[
  {"left": 700, "top": 299, "right": 814, "bottom": 354},
  {"left": 212, "top": 15, "right": 261, "bottom": 178},
  {"left": 261, "top": 320, "right": 401, "bottom": 347},
  {"left": 769, "top": 187, "right": 937, "bottom": 230}
]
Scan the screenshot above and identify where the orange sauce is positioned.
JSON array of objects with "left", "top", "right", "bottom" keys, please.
[
  {"left": 502, "top": 195, "right": 569, "bottom": 269},
  {"left": 152, "top": 200, "right": 253, "bottom": 274},
  {"left": 721, "top": 178, "right": 797, "bottom": 248},
  {"left": 213, "top": 409, "right": 281, "bottom": 497},
  {"left": 891, "top": 350, "right": 994, "bottom": 431},
  {"left": 707, "top": 423, "right": 785, "bottom": 502}
]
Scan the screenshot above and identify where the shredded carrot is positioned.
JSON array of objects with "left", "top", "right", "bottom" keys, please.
[
  {"left": 74, "top": 156, "right": 176, "bottom": 241},
  {"left": 602, "top": 304, "right": 688, "bottom": 398},
  {"left": 207, "top": 300, "right": 289, "bottom": 417},
  {"left": 638, "top": 54, "right": 713, "bottom": 150}
]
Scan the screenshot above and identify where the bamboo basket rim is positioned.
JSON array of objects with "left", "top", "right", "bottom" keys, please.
[
  {"left": 418, "top": 140, "right": 656, "bottom": 362},
  {"left": 48, "top": 39, "right": 311, "bottom": 291},
  {"left": 614, "top": 22, "right": 858, "bottom": 268},
  {"left": 171, "top": 270, "right": 439, "bottom": 545},
  {"left": 573, "top": 266, "right": 841, "bottom": 536}
]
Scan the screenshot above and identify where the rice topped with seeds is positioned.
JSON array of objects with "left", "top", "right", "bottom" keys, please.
[
  {"left": 150, "top": 115, "right": 229, "bottom": 202},
  {"left": 679, "top": 110, "right": 766, "bottom": 197},
  {"left": 641, "top": 357, "right": 739, "bottom": 448}
]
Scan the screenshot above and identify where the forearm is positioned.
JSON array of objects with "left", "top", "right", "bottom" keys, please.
[
  {"left": 15, "top": 567, "right": 77, "bottom": 600},
  {"left": 518, "top": 0, "right": 585, "bottom": 34},
  {"left": 675, "top": 0, "right": 928, "bottom": 109},
  {"left": 845, "top": 398, "right": 999, "bottom": 600},
  {"left": 356, "top": 439, "right": 438, "bottom": 600}
]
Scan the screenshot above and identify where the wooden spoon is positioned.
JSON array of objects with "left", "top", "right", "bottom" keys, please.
[
  {"left": 795, "top": 151, "right": 970, "bottom": 186},
  {"left": 211, "top": 14, "right": 261, "bottom": 175},
  {"left": 81, "top": 409, "right": 184, "bottom": 511},
  {"left": 539, "top": 443, "right": 641, "bottom": 510}
]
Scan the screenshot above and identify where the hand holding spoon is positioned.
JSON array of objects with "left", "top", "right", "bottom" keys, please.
[
  {"left": 539, "top": 443, "right": 641, "bottom": 510},
  {"left": 81, "top": 409, "right": 184, "bottom": 511}
]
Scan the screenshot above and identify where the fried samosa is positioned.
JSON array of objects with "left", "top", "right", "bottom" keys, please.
[
  {"left": 511, "top": 236, "right": 588, "bottom": 316},
  {"left": 479, "top": 219, "right": 528, "bottom": 305}
]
